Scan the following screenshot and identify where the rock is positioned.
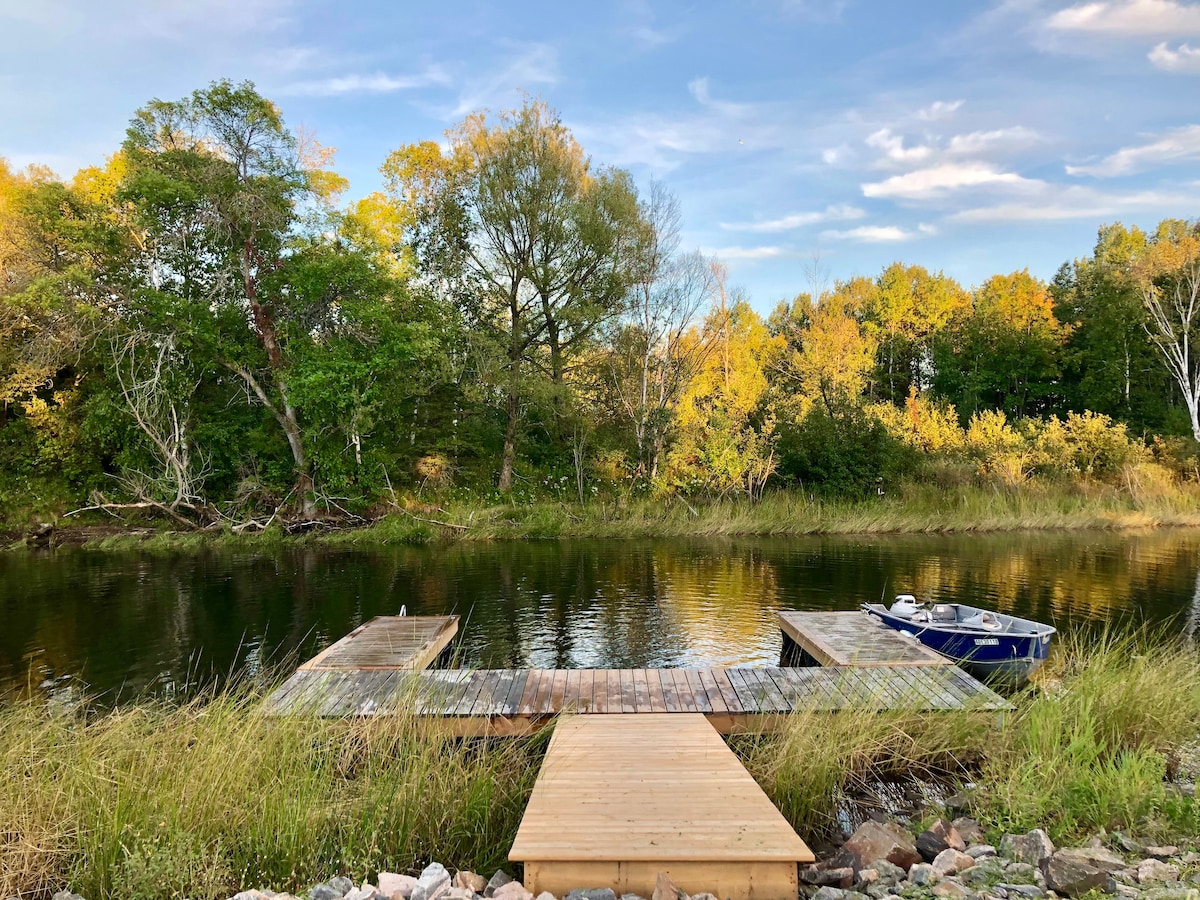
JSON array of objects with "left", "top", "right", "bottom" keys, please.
[
  {"left": 952, "top": 818, "right": 986, "bottom": 846},
  {"left": 802, "top": 866, "right": 855, "bottom": 888},
  {"left": 232, "top": 892, "right": 272, "bottom": 900},
  {"left": 455, "top": 873, "right": 488, "bottom": 895},
  {"left": 863, "top": 887, "right": 892, "bottom": 900},
  {"left": 843, "top": 821, "right": 922, "bottom": 872},
  {"left": 995, "top": 885, "right": 1045, "bottom": 899},
  {"left": 1113, "top": 834, "right": 1146, "bottom": 857},
  {"left": 918, "top": 819, "right": 967, "bottom": 862},
  {"left": 1000, "top": 831, "right": 1056, "bottom": 868},
  {"left": 492, "top": 884, "right": 533, "bottom": 900},
  {"left": 344, "top": 890, "right": 376, "bottom": 900},
  {"left": 413, "top": 865, "right": 452, "bottom": 900},
  {"left": 866, "top": 859, "right": 906, "bottom": 886},
  {"left": 379, "top": 875, "right": 418, "bottom": 900},
  {"left": 534, "top": 893, "right": 556, "bottom": 900},
  {"left": 566, "top": 891, "right": 616, "bottom": 900},
  {"left": 442, "top": 890, "right": 476, "bottom": 900},
  {"left": 1051, "top": 847, "right": 1127, "bottom": 875},
  {"left": 856, "top": 869, "right": 880, "bottom": 887},
  {"left": 1137, "top": 860, "right": 1180, "bottom": 884},
  {"left": 1181, "top": 852, "right": 1200, "bottom": 866},
  {"left": 328, "top": 878, "right": 355, "bottom": 897},
  {"left": 1114, "top": 886, "right": 1141, "bottom": 899},
  {"left": 52, "top": 893, "right": 86, "bottom": 900},
  {"left": 1043, "top": 851, "right": 1116, "bottom": 897},
  {"left": 310, "top": 886, "right": 344, "bottom": 900},
  {"left": 968, "top": 845, "right": 998, "bottom": 860},
  {"left": 944, "top": 791, "right": 975, "bottom": 819},
  {"left": 811, "top": 888, "right": 845, "bottom": 900},
  {"left": 691, "top": 895, "right": 719, "bottom": 900},
  {"left": 931, "top": 882, "right": 971, "bottom": 899},
  {"left": 932, "top": 849, "right": 976, "bottom": 877},
  {"left": 1144, "top": 846, "right": 1180, "bottom": 861},
  {"left": 485, "top": 872, "right": 514, "bottom": 899},
  {"left": 652, "top": 872, "right": 685, "bottom": 900},
  {"left": 620, "top": 895, "right": 648, "bottom": 900},
  {"left": 909, "top": 863, "right": 940, "bottom": 886}
]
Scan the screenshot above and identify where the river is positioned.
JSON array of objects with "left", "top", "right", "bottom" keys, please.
[{"left": 3, "top": 529, "right": 1199, "bottom": 703}]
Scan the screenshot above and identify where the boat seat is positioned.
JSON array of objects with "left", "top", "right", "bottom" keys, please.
[
  {"left": 962, "top": 612, "right": 1004, "bottom": 631},
  {"left": 930, "top": 604, "right": 957, "bottom": 623}
]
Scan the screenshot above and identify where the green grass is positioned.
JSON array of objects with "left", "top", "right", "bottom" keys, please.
[{"left": 0, "top": 690, "right": 546, "bottom": 900}]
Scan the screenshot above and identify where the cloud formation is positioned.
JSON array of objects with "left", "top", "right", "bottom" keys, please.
[
  {"left": 1046, "top": 0, "right": 1200, "bottom": 36},
  {"left": 1149, "top": 41, "right": 1200, "bottom": 70},
  {"left": 917, "top": 99, "right": 964, "bottom": 121},
  {"left": 721, "top": 204, "right": 866, "bottom": 232},
  {"left": 862, "top": 163, "right": 1038, "bottom": 199},
  {"left": 281, "top": 67, "right": 450, "bottom": 97},
  {"left": 866, "top": 128, "right": 933, "bottom": 164},
  {"left": 821, "top": 224, "right": 932, "bottom": 242},
  {"left": 1066, "top": 124, "right": 1200, "bottom": 176}
]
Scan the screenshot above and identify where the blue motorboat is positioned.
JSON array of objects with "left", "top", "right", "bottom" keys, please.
[{"left": 862, "top": 595, "right": 1056, "bottom": 684}]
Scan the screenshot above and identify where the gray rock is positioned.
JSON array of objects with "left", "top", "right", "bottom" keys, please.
[
  {"left": 856, "top": 869, "right": 880, "bottom": 886},
  {"left": 909, "top": 863, "right": 940, "bottom": 886},
  {"left": 866, "top": 859, "right": 906, "bottom": 886},
  {"left": 1113, "top": 834, "right": 1146, "bottom": 857},
  {"left": 442, "top": 890, "right": 477, "bottom": 900},
  {"left": 803, "top": 867, "right": 854, "bottom": 888},
  {"left": 379, "top": 874, "right": 418, "bottom": 900},
  {"left": 918, "top": 819, "right": 967, "bottom": 862},
  {"left": 345, "top": 889, "right": 377, "bottom": 900},
  {"left": 1144, "top": 847, "right": 1180, "bottom": 861},
  {"left": 932, "top": 849, "right": 976, "bottom": 877},
  {"left": 1136, "top": 859, "right": 1180, "bottom": 884},
  {"left": 691, "top": 894, "right": 720, "bottom": 900},
  {"left": 1140, "top": 890, "right": 1196, "bottom": 900},
  {"left": 232, "top": 892, "right": 272, "bottom": 900},
  {"left": 455, "top": 873, "right": 488, "bottom": 895},
  {"left": 311, "top": 887, "right": 344, "bottom": 900},
  {"left": 491, "top": 884, "right": 533, "bottom": 900},
  {"left": 864, "top": 886, "right": 892, "bottom": 900},
  {"left": 413, "top": 864, "right": 452, "bottom": 900},
  {"left": 485, "top": 872, "right": 514, "bottom": 899},
  {"left": 330, "top": 878, "right": 356, "bottom": 897},
  {"left": 843, "top": 821, "right": 922, "bottom": 872},
  {"left": 1000, "top": 831, "right": 1056, "bottom": 868},
  {"left": 931, "top": 882, "right": 971, "bottom": 899},
  {"left": 953, "top": 818, "right": 986, "bottom": 846},
  {"left": 534, "top": 893, "right": 556, "bottom": 900},
  {"left": 651, "top": 872, "right": 684, "bottom": 900},
  {"left": 1043, "top": 851, "right": 1116, "bottom": 897},
  {"left": 995, "top": 885, "right": 1045, "bottom": 899},
  {"left": 1051, "top": 847, "right": 1126, "bottom": 875},
  {"left": 52, "top": 893, "right": 86, "bottom": 900},
  {"left": 566, "top": 891, "right": 616, "bottom": 900},
  {"left": 968, "top": 845, "right": 999, "bottom": 860},
  {"left": 620, "top": 895, "right": 648, "bottom": 900},
  {"left": 1114, "top": 885, "right": 1141, "bottom": 899},
  {"left": 811, "top": 889, "right": 845, "bottom": 900}
]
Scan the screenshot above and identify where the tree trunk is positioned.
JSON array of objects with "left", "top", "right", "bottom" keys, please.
[{"left": 499, "top": 388, "right": 519, "bottom": 492}]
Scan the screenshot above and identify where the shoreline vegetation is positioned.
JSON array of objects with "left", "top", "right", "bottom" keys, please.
[
  {"left": 2, "top": 633, "right": 1198, "bottom": 899},
  {"left": 10, "top": 481, "right": 1200, "bottom": 551}
]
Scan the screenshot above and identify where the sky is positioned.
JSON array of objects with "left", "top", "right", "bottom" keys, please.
[{"left": 1, "top": 0, "right": 1198, "bottom": 309}]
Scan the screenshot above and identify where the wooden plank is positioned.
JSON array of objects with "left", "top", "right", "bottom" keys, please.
[
  {"left": 619, "top": 669, "right": 638, "bottom": 714},
  {"left": 647, "top": 669, "right": 668, "bottom": 713},
  {"left": 695, "top": 668, "right": 728, "bottom": 715},
  {"left": 683, "top": 669, "right": 713, "bottom": 714},
  {"left": 300, "top": 615, "right": 460, "bottom": 672},
  {"left": 632, "top": 669, "right": 651, "bottom": 712},
  {"left": 501, "top": 670, "right": 531, "bottom": 717},
  {"left": 511, "top": 713, "right": 813, "bottom": 900},
  {"left": 776, "top": 611, "right": 950, "bottom": 669}
]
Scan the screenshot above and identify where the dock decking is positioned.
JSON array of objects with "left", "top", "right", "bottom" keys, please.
[
  {"left": 777, "top": 610, "right": 950, "bottom": 668},
  {"left": 510, "top": 713, "right": 814, "bottom": 900},
  {"left": 299, "top": 615, "right": 459, "bottom": 672}
]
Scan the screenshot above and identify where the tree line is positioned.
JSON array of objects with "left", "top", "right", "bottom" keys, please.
[{"left": 1, "top": 80, "right": 1198, "bottom": 525}]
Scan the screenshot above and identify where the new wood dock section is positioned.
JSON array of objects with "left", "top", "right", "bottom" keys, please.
[
  {"left": 264, "top": 663, "right": 1008, "bottom": 731},
  {"left": 510, "top": 713, "right": 814, "bottom": 900},
  {"left": 778, "top": 610, "right": 951, "bottom": 668},
  {"left": 299, "top": 615, "right": 459, "bottom": 673}
]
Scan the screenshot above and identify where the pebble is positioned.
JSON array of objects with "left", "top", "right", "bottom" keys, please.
[{"left": 492, "top": 883, "right": 533, "bottom": 900}]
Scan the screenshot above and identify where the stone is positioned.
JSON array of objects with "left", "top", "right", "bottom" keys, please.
[
  {"left": 1113, "top": 834, "right": 1146, "bottom": 857},
  {"left": 232, "top": 893, "right": 272, "bottom": 900},
  {"left": 1050, "top": 847, "right": 1127, "bottom": 875},
  {"left": 379, "top": 875, "right": 419, "bottom": 900},
  {"left": 485, "top": 872, "right": 514, "bottom": 899},
  {"left": 1043, "top": 851, "right": 1116, "bottom": 897},
  {"left": 652, "top": 872, "right": 685, "bottom": 900},
  {"left": 492, "top": 884, "right": 533, "bottom": 900},
  {"left": 864, "top": 886, "right": 892, "bottom": 900},
  {"left": 802, "top": 867, "right": 855, "bottom": 888},
  {"left": 995, "top": 885, "right": 1045, "bottom": 899},
  {"left": 1000, "top": 831, "right": 1056, "bottom": 868},
  {"left": 866, "top": 859, "right": 906, "bottom": 886},
  {"left": 952, "top": 818, "right": 986, "bottom": 846},
  {"left": 455, "top": 873, "right": 488, "bottom": 895},
  {"left": 811, "top": 888, "right": 845, "bottom": 900},
  {"left": 944, "top": 791, "right": 975, "bottom": 819},
  {"left": 1136, "top": 860, "right": 1180, "bottom": 884},
  {"left": 691, "top": 895, "right": 719, "bottom": 900},
  {"left": 968, "top": 845, "right": 999, "bottom": 860},
  {"left": 566, "top": 891, "right": 617, "bottom": 900},
  {"left": 1114, "top": 886, "right": 1141, "bottom": 899},
  {"left": 620, "top": 895, "right": 648, "bottom": 900},
  {"left": 534, "top": 893, "right": 556, "bottom": 900},
  {"left": 442, "top": 890, "right": 476, "bottom": 900},
  {"left": 310, "top": 887, "right": 343, "bottom": 900},
  {"left": 918, "top": 819, "right": 968, "bottom": 862},
  {"left": 1144, "top": 847, "right": 1180, "bottom": 861},
  {"left": 932, "top": 849, "right": 976, "bottom": 877},
  {"left": 52, "top": 893, "right": 86, "bottom": 900},
  {"left": 843, "top": 821, "right": 922, "bottom": 872},
  {"left": 857, "top": 869, "right": 880, "bottom": 886},
  {"left": 346, "top": 889, "right": 378, "bottom": 900},
  {"left": 909, "top": 863, "right": 940, "bottom": 886},
  {"left": 328, "top": 878, "right": 355, "bottom": 897},
  {"left": 413, "top": 864, "right": 453, "bottom": 900},
  {"left": 931, "top": 882, "right": 971, "bottom": 899}
]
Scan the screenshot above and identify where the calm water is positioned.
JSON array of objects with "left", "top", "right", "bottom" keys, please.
[{"left": 3, "top": 529, "right": 1199, "bottom": 703}]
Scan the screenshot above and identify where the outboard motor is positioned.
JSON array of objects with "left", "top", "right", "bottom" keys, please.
[{"left": 889, "top": 594, "right": 922, "bottom": 619}]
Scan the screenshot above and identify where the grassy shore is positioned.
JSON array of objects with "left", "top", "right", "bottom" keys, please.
[
  {"left": 40, "top": 479, "right": 1200, "bottom": 552},
  {"left": 3, "top": 634, "right": 1199, "bottom": 899}
]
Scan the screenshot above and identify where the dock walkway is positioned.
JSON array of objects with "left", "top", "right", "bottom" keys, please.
[
  {"left": 777, "top": 610, "right": 949, "bottom": 668},
  {"left": 299, "top": 614, "right": 458, "bottom": 672}
]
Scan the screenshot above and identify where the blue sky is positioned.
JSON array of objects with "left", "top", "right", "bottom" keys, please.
[{"left": 2, "top": 0, "right": 1198, "bottom": 309}]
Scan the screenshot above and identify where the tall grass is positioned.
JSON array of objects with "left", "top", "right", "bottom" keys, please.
[
  {"left": 0, "top": 692, "right": 545, "bottom": 900},
  {"left": 737, "top": 631, "right": 1200, "bottom": 845}
]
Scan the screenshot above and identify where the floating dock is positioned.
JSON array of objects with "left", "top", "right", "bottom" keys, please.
[
  {"left": 510, "top": 713, "right": 814, "bottom": 900},
  {"left": 298, "top": 614, "right": 458, "bottom": 673},
  {"left": 777, "top": 610, "right": 950, "bottom": 668}
]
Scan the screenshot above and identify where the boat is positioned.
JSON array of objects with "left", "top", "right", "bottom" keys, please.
[{"left": 861, "top": 595, "right": 1056, "bottom": 684}]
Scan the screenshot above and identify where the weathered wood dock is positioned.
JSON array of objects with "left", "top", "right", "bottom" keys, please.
[
  {"left": 778, "top": 610, "right": 950, "bottom": 668},
  {"left": 299, "top": 614, "right": 459, "bottom": 672},
  {"left": 510, "top": 713, "right": 814, "bottom": 900}
]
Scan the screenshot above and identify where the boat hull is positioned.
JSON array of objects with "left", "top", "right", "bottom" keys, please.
[{"left": 864, "top": 606, "right": 1053, "bottom": 685}]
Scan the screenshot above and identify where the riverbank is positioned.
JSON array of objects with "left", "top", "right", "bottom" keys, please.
[
  {"left": 11, "top": 481, "right": 1200, "bottom": 551},
  {"left": 3, "top": 634, "right": 1198, "bottom": 899}
]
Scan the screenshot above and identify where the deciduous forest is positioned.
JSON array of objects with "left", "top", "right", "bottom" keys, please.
[{"left": 2, "top": 80, "right": 1199, "bottom": 531}]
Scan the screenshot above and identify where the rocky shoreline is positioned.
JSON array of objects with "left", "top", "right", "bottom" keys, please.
[{"left": 31, "top": 819, "right": 1200, "bottom": 900}]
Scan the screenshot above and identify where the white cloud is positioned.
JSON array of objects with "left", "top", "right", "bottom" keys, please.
[
  {"left": 1066, "top": 124, "right": 1200, "bottom": 176},
  {"left": 448, "top": 43, "right": 559, "bottom": 117},
  {"left": 947, "top": 126, "right": 1041, "bottom": 155},
  {"left": 281, "top": 67, "right": 450, "bottom": 97},
  {"left": 1149, "top": 41, "right": 1200, "bottom": 70},
  {"left": 1046, "top": 0, "right": 1200, "bottom": 35},
  {"left": 720, "top": 204, "right": 865, "bottom": 232},
  {"left": 821, "top": 225, "right": 928, "bottom": 242},
  {"left": 865, "top": 127, "right": 933, "bottom": 164},
  {"left": 624, "top": 0, "right": 678, "bottom": 48},
  {"left": 862, "top": 163, "right": 1039, "bottom": 199},
  {"left": 822, "top": 145, "right": 851, "bottom": 165},
  {"left": 917, "top": 99, "right": 964, "bottom": 121},
  {"left": 950, "top": 185, "right": 1197, "bottom": 221},
  {"left": 703, "top": 245, "right": 787, "bottom": 260}
]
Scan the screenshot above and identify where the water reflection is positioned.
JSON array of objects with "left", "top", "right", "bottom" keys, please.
[{"left": 2, "top": 529, "right": 1199, "bottom": 703}]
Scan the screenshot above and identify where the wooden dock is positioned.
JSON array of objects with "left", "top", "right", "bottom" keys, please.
[
  {"left": 265, "top": 663, "right": 1008, "bottom": 733},
  {"left": 299, "top": 615, "right": 459, "bottom": 673},
  {"left": 510, "top": 713, "right": 814, "bottom": 900},
  {"left": 778, "top": 610, "right": 950, "bottom": 668}
]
